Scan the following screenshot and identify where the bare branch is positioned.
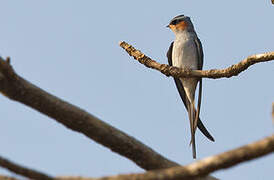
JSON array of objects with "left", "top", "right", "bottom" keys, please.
[
  {"left": 0, "top": 156, "right": 53, "bottom": 180},
  {"left": 63, "top": 135, "right": 274, "bottom": 180},
  {"left": 0, "top": 175, "right": 19, "bottom": 180},
  {"left": 119, "top": 41, "right": 274, "bottom": 79},
  {"left": 2, "top": 135, "right": 273, "bottom": 180},
  {"left": 0, "top": 57, "right": 177, "bottom": 170},
  {"left": 0, "top": 155, "right": 213, "bottom": 180},
  {"left": 0, "top": 56, "right": 218, "bottom": 180},
  {"left": 57, "top": 135, "right": 274, "bottom": 180}
]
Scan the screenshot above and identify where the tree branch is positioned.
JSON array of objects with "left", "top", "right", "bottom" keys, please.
[
  {"left": 0, "top": 56, "right": 217, "bottom": 180},
  {"left": 119, "top": 41, "right": 274, "bottom": 79},
  {"left": 0, "top": 155, "right": 214, "bottom": 180},
  {"left": 0, "top": 56, "right": 178, "bottom": 170},
  {"left": 1, "top": 135, "right": 273, "bottom": 180},
  {"left": 0, "top": 156, "right": 53, "bottom": 180},
  {"left": 0, "top": 175, "right": 19, "bottom": 180},
  {"left": 63, "top": 135, "right": 274, "bottom": 180}
]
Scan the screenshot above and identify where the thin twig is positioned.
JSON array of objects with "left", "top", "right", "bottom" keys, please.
[{"left": 119, "top": 41, "right": 274, "bottom": 79}]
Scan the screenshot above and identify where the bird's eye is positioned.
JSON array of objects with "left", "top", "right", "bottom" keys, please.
[
  {"left": 171, "top": 20, "right": 178, "bottom": 25},
  {"left": 171, "top": 19, "right": 183, "bottom": 25}
]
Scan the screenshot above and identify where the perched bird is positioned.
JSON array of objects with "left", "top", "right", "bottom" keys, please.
[{"left": 167, "top": 15, "right": 214, "bottom": 158}]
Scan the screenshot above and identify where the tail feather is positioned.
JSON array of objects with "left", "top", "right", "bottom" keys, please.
[
  {"left": 188, "top": 102, "right": 196, "bottom": 159},
  {"left": 194, "top": 79, "right": 202, "bottom": 133},
  {"left": 171, "top": 77, "right": 214, "bottom": 142},
  {"left": 197, "top": 119, "right": 215, "bottom": 142}
]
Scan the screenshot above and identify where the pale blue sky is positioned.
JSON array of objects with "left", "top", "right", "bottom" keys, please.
[{"left": 0, "top": 1, "right": 273, "bottom": 180}]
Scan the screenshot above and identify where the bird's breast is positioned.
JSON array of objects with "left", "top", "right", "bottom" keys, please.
[{"left": 172, "top": 38, "right": 198, "bottom": 70}]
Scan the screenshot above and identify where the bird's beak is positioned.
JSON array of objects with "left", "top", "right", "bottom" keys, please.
[{"left": 166, "top": 24, "right": 170, "bottom": 28}]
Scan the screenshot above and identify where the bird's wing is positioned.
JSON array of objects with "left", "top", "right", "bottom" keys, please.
[
  {"left": 167, "top": 42, "right": 214, "bottom": 142},
  {"left": 194, "top": 37, "right": 204, "bottom": 70},
  {"left": 193, "top": 37, "right": 203, "bottom": 137},
  {"left": 167, "top": 42, "right": 188, "bottom": 108}
]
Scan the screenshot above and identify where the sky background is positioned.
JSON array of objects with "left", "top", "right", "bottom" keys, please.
[{"left": 0, "top": 1, "right": 273, "bottom": 180}]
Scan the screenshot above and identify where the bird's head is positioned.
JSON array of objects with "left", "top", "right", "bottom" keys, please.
[{"left": 167, "top": 15, "right": 194, "bottom": 33}]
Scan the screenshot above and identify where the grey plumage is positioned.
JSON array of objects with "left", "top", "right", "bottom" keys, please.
[{"left": 167, "top": 15, "right": 214, "bottom": 158}]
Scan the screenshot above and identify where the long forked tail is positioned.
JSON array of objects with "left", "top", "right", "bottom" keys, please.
[
  {"left": 188, "top": 102, "right": 196, "bottom": 159},
  {"left": 172, "top": 78, "right": 214, "bottom": 141}
]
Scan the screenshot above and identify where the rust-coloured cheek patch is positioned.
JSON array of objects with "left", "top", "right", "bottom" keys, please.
[{"left": 176, "top": 21, "right": 188, "bottom": 30}]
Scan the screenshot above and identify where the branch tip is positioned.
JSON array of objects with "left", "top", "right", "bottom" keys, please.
[{"left": 119, "top": 41, "right": 124, "bottom": 46}]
